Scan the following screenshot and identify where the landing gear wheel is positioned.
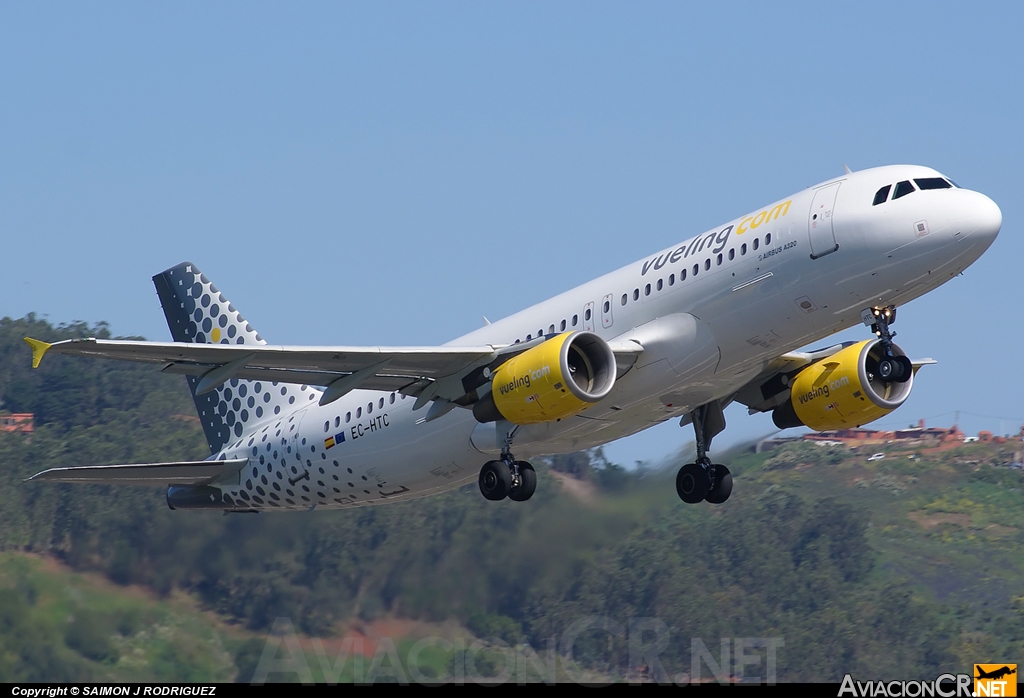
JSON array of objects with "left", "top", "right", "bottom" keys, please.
[
  {"left": 864, "top": 305, "right": 912, "bottom": 384},
  {"left": 892, "top": 355, "right": 912, "bottom": 383},
  {"left": 877, "top": 355, "right": 912, "bottom": 383},
  {"left": 479, "top": 460, "right": 512, "bottom": 501},
  {"left": 676, "top": 462, "right": 711, "bottom": 504},
  {"left": 704, "top": 464, "right": 732, "bottom": 504},
  {"left": 508, "top": 461, "right": 537, "bottom": 502},
  {"left": 878, "top": 357, "right": 899, "bottom": 381}
]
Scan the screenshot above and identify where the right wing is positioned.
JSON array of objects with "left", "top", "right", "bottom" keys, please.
[
  {"left": 732, "top": 341, "right": 936, "bottom": 414},
  {"left": 731, "top": 342, "right": 856, "bottom": 414}
]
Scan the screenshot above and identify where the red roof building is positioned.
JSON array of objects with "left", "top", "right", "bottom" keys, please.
[{"left": 0, "top": 413, "right": 34, "bottom": 434}]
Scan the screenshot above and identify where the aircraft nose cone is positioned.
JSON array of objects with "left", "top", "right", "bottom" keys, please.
[{"left": 971, "top": 191, "right": 1002, "bottom": 245}]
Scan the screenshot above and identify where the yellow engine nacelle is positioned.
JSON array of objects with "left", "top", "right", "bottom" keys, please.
[
  {"left": 772, "top": 339, "right": 915, "bottom": 431},
  {"left": 473, "top": 332, "right": 616, "bottom": 425}
]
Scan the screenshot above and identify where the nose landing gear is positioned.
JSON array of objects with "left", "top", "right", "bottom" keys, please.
[
  {"left": 478, "top": 427, "right": 537, "bottom": 502},
  {"left": 676, "top": 402, "right": 733, "bottom": 504},
  {"left": 862, "top": 305, "right": 912, "bottom": 383}
]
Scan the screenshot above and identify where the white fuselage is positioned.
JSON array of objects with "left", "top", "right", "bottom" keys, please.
[{"left": 214, "top": 165, "right": 1000, "bottom": 510}]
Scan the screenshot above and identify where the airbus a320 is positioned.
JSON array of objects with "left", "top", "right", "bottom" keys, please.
[{"left": 24, "top": 164, "right": 1001, "bottom": 510}]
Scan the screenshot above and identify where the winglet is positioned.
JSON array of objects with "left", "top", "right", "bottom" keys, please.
[{"left": 23, "top": 337, "right": 52, "bottom": 369}]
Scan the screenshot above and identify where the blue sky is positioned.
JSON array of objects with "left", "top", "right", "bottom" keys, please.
[{"left": 1, "top": 3, "right": 1021, "bottom": 465}]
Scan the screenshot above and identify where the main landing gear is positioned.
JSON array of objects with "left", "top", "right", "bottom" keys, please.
[
  {"left": 677, "top": 402, "right": 733, "bottom": 505},
  {"left": 862, "top": 305, "right": 912, "bottom": 383},
  {"left": 478, "top": 427, "right": 537, "bottom": 502}
]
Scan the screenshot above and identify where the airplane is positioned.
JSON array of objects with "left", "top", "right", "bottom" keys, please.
[
  {"left": 23, "top": 164, "right": 1001, "bottom": 511},
  {"left": 975, "top": 666, "right": 1016, "bottom": 681}
]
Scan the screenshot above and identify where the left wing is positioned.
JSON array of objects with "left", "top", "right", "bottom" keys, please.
[{"left": 25, "top": 336, "right": 644, "bottom": 409}]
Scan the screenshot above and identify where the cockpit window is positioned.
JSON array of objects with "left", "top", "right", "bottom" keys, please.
[
  {"left": 872, "top": 185, "right": 892, "bottom": 206},
  {"left": 892, "top": 180, "right": 916, "bottom": 200},
  {"left": 914, "top": 177, "right": 952, "bottom": 190}
]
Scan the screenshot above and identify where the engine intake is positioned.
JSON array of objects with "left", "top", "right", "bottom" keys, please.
[
  {"left": 772, "top": 339, "right": 915, "bottom": 431},
  {"left": 473, "top": 331, "right": 616, "bottom": 425}
]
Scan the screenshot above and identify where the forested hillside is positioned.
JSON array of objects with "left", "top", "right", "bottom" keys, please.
[{"left": 0, "top": 316, "right": 1021, "bottom": 682}]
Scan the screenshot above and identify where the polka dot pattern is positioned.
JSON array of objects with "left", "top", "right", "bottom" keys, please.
[{"left": 154, "top": 261, "right": 322, "bottom": 455}]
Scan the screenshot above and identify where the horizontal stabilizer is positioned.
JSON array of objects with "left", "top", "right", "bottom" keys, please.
[{"left": 26, "top": 459, "right": 247, "bottom": 487}]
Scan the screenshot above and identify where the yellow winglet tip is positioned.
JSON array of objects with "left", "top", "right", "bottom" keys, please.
[{"left": 23, "top": 337, "right": 52, "bottom": 369}]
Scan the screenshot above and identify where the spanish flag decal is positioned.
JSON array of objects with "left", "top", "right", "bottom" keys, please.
[{"left": 324, "top": 432, "right": 346, "bottom": 450}]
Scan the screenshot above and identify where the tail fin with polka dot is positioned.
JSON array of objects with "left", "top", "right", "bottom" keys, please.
[{"left": 152, "top": 261, "right": 319, "bottom": 454}]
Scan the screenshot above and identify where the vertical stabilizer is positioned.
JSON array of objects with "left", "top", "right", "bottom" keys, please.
[{"left": 153, "top": 262, "right": 320, "bottom": 454}]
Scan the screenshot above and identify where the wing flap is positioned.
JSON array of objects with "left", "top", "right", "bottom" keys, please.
[
  {"left": 26, "top": 459, "right": 248, "bottom": 486},
  {"left": 158, "top": 363, "right": 419, "bottom": 393}
]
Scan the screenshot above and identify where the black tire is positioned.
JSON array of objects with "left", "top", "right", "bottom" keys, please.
[
  {"left": 509, "top": 461, "right": 537, "bottom": 502},
  {"left": 479, "top": 460, "right": 512, "bottom": 501},
  {"left": 704, "top": 464, "right": 733, "bottom": 504},
  {"left": 676, "top": 462, "right": 711, "bottom": 504},
  {"left": 893, "top": 355, "right": 913, "bottom": 383}
]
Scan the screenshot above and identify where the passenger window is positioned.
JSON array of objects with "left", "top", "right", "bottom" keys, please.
[
  {"left": 389, "top": 393, "right": 395, "bottom": 404},
  {"left": 356, "top": 407, "right": 362, "bottom": 418},
  {"left": 915, "top": 177, "right": 952, "bottom": 190},
  {"left": 324, "top": 421, "right": 329, "bottom": 432},
  {"left": 379, "top": 398, "right": 384, "bottom": 408},
  {"left": 560, "top": 319, "right": 567, "bottom": 330},
  {"left": 741, "top": 243, "right": 747, "bottom": 255},
  {"left": 704, "top": 259, "right": 711, "bottom": 271},
  {"left": 873, "top": 185, "right": 891, "bottom": 205},
  {"left": 765, "top": 233, "right": 771, "bottom": 245},
  {"left": 669, "top": 273, "right": 675, "bottom": 285},
  {"left": 585, "top": 308, "right": 591, "bottom": 320},
  {"left": 367, "top": 402, "right": 372, "bottom": 414},
  {"left": 346, "top": 412, "right": 351, "bottom": 423},
  {"left": 729, "top": 248, "right": 735, "bottom": 260},
  {"left": 633, "top": 289, "right": 639, "bottom": 301},
  {"left": 602, "top": 301, "right": 609, "bottom": 314},
  {"left": 893, "top": 180, "right": 916, "bottom": 199},
  {"left": 656, "top": 279, "right": 663, "bottom": 291},
  {"left": 680, "top": 268, "right": 687, "bottom": 281},
  {"left": 334, "top": 416, "right": 340, "bottom": 428},
  {"left": 620, "top": 294, "right": 627, "bottom": 306},
  {"left": 572, "top": 315, "right": 578, "bottom": 326},
  {"left": 692, "top": 264, "right": 699, "bottom": 276},
  {"left": 526, "top": 334, "right": 532, "bottom": 341},
  {"left": 549, "top": 324, "right": 555, "bottom": 334},
  {"left": 644, "top": 284, "right": 651, "bottom": 296},
  {"left": 716, "top": 253, "right": 722, "bottom": 266}
]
